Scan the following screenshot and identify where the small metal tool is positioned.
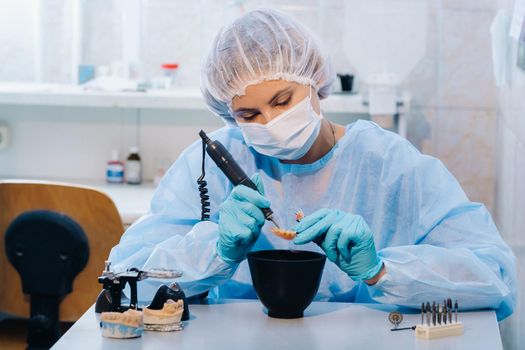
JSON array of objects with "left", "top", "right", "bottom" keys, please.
[
  {"left": 388, "top": 311, "right": 403, "bottom": 330},
  {"left": 447, "top": 299, "right": 453, "bottom": 323},
  {"left": 391, "top": 326, "right": 416, "bottom": 332},
  {"left": 421, "top": 303, "right": 425, "bottom": 325},
  {"left": 443, "top": 304, "right": 447, "bottom": 324},
  {"left": 426, "top": 302, "right": 431, "bottom": 326},
  {"left": 455, "top": 300, "right": 458, "bottom": 323},
  {"left": 432, "top": 303, "right": 436, "bottom": 326}
]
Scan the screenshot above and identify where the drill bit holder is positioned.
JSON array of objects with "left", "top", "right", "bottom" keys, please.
[
  {"left": 415, "top": 322, "right": 464, "bottom": 339},
  {"left": 415, "top": 298, "right": 463, "bottom": 339}
]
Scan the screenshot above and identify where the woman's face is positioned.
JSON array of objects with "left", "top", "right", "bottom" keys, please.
[{"left": 231, "top": 80, "right": 321, "bottom": 125}]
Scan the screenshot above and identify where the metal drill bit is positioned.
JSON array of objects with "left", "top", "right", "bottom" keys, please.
[
  {"left": 447, "top": 299, "right": 453, "bottom": 323},
  {"left": 432, "top": 303, "right": 436, "bottom": 326},
  {"left": 454, "top": 300, "right": 458, "bottom": 323},
  {"left": 421, "top": 303, "right": 425, "bottom": 325},
  {"left": 438, "top": 305, "right": 442, "bottom": 325},
  {"left": 269, "top": 217, "right": 281, "bottom": 229},
  {"left": 443, "top": 300, "right": 447, "bottom": 324},
  {"left": 426, "top": 302, "right": 431, "bottom": 326}
]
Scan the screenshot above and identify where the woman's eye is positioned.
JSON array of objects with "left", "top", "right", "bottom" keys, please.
[
  {"left": 275, "top": 98, "right": 291, "bottom": 107},
  {"left": 239, "top": 113, "right": 258, "bottom": 121}
]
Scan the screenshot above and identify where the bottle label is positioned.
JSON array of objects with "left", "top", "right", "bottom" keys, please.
[
  {"left": 126, "top": 160, "right": 142, "bottom": 184},
  {"left": 107, "top": 164, "right": 124, "bottom": 183}
]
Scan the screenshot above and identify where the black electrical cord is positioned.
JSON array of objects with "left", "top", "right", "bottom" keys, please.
[
  {"left": 197, "top": 137, "right": 211, "bottom": 221},
  {"left": 196, "top": 137, "right": 212, "bottom": 300}
]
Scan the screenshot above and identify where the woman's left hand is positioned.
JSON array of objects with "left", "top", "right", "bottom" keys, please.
[{"left": 293, "top": 208, "right": 384, "bottom": 282}]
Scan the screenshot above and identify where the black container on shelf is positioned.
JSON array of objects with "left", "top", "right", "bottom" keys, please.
[{"left": 337, "top": 73, "right": 354, "bottom": 92}]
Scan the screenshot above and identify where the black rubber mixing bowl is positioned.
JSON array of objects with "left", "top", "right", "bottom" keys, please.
[{"left": 247, "top": 249, "right": 326, "bottom": 319}]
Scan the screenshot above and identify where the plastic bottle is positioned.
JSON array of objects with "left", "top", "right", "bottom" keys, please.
[
  {"left": 161, "top": 63, "right": 179, "bottom": 88},
  {"left": 106, "top": 149, "right": 124, "bottom": 183},
  {"left": 126, "top": 146, "right": 142, "bottom": 185}
]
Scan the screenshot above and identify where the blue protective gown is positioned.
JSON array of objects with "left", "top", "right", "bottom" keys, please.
[{"left": 108, "top": 120, "right": 517, "bottom": 320}]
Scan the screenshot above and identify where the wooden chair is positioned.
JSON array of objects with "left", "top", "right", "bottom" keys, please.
[{"left": 0, "top": 180, "right": 124, "bottom": 347}]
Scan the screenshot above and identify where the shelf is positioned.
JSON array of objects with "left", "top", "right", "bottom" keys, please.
[{"left": 0, "top": 83, "right": 369, "bottom": 114}]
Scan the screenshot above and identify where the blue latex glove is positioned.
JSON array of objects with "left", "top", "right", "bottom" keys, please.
[
  {"left": 217, "top": 173, "right": 270, "bottom": 263},
  {"left": 293, "top": 208, "right": 383, "bottom": 281}
]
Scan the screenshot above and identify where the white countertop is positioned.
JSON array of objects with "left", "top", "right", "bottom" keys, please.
[
  {"left": 83, "top": 181, "right": 156, "bottom": 225},
  {"left": 0, "top": 83, "right": 368, "bottom": 114},
  {"left": 52, "top": 300, "right": 502, "bottom": 350}
]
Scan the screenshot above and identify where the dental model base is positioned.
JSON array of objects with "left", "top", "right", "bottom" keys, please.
[
  {"left": 144, "top": 299, "right": 185, "bottom": 331},
  {"left": 143, "top": 284, "right": 188, "bottom": 332},
  {"left": 415, "top": 299, "right": 463, "bottom": 340},
  {"left": 100, "top": 309, "right": 144, "bottom": 339}
]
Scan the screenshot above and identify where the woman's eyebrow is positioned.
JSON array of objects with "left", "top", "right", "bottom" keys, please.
[
  {"left": 233, "top": 88, "right": 293, "bottom": 113},
  {"left": 233, "top": 107, "right": 259, "bottom": 114},
  {"left": 268, "top": 88, "right": 292, "bottom": 104}
]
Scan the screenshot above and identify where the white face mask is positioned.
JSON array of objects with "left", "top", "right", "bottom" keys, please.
[{"left": 237, "top": 91, "right": 323, "bottom": 160}]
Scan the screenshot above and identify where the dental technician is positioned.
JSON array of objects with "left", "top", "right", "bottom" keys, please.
[{"left": 108, "top": 8, "right": 517, "bottom": 320}]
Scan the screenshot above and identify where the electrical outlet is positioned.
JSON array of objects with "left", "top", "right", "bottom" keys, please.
[{"left": 0, "top": 124, "right": 11, "bottom": 150}]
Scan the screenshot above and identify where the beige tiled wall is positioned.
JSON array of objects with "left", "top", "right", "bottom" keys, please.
[{"left": 404, "top": 1, "right": 500, "bottom": 213}]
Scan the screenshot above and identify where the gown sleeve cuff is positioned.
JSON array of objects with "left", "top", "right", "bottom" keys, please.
[
  {"left": 365, "top": 259, "right": 399, "bottom": 304},
  {"left": 214, "top": 241, "right": 242, "bottom": 268}
]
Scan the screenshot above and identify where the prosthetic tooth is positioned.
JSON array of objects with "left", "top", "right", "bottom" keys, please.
[
  {"left": 101, "top": 309, "right": 143, "bottom": 327},
  {"left": 270, "top": 209, "right": 306, "bottom": 240},
  {"left": 270, "top": 227, "right": 297, "bottom": 240}
]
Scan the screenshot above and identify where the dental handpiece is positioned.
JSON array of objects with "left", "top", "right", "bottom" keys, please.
[{"left": 199, "top": 130, "right": 281, "bottom": 229}]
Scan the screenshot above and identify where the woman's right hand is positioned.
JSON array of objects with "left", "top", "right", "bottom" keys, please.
[{"left": 217, "top": 173, "right": 270, "bottom": 263}]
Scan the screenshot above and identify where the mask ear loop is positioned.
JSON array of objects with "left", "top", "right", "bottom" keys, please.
[{"left": 308, "top": 85, "right": 323, "bottom": 120}]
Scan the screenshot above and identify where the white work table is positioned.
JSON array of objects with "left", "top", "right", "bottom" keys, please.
[{"left": 52, "top": 300, "right": 502, "bottom": 350}]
